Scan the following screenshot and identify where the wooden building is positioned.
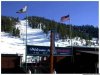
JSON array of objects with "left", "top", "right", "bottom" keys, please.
[{"left": 1, "top": 54, "right": 25, "bottom": 73}]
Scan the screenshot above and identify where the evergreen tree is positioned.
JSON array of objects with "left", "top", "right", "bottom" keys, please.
[
  {"left": 1, "top": 16, "right": 20, "bottom": 37},
  {"left": 27, "top": 16, "right": 99, "bottom": 40},
  {"left": 16, "top": 28, "right": 20, "bottom": 37}
]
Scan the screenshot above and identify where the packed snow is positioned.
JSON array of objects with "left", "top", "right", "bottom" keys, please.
[{"left": 1, "top": 20, "right": 99, "bottom": 63}]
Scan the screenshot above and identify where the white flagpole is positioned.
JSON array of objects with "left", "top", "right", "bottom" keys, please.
[
  {"left": 16, "top": 5, "right": 28, "bottom": 73},
  {"left": 25, "top": 13, "right": 28, "bottom": 73}
]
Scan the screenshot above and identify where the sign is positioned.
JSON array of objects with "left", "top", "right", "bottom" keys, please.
[
  {"left": 27, "top": 45, "right": 72, "bottom": 56},
  {"left": 27, "top": 45, "right": 50, "bottom": 56},
  {"left": 54, "top": 47, "right": 72, "bottom": 56}
]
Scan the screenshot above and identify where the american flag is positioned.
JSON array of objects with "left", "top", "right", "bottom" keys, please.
[{"left": 61, "top": 15, "right": 70, "bottom": 22}]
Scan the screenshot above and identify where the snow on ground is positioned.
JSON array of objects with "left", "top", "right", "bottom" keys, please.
[
  {"left": 1, "top": 20, "right": 98, "bottom": 62},
  {"left": 1, "top": 32, "right": 25, "bottom": 62}
]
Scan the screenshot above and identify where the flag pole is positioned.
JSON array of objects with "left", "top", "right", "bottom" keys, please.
[
  {"left": 25, "top": 13, "right": 28, "bottom": 73},
  {"left": 69, "top": 16, "right": 72, "bottom": 47},
  {"left": 16, "top": 5, "right": 28, "bottom": 73},
  {"left": 69, "top": 14, "right": 74, "bottom": 63}
]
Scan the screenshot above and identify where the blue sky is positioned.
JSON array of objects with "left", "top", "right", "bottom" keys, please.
[{"left": 1, "top": 1, "right": 99, "bottom": 27}]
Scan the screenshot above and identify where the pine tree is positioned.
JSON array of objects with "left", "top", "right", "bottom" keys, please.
[
  {"left": 16, "top": 28, "right": 20, "bottom": 37},
  {"left": 27, "top": 16, "right": 98, "bottom": 40},
  {"left": 1, "top": 16, "right": 20, "bottom": 37}
]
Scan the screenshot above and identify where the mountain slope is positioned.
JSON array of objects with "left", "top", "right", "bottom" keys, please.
[{"left": 1, "top": 20, "right": 95, "bottom": 62}]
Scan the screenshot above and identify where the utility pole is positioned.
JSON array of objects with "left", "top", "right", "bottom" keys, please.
[{"left": 50, "top": 29, "right": 55, "bottom": 73}]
